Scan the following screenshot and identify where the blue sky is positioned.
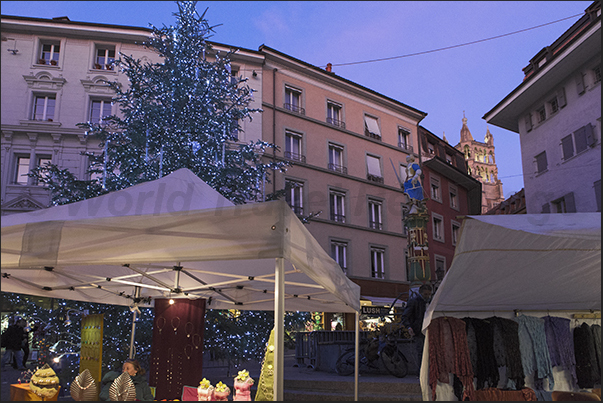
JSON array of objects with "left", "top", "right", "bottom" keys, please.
[{"left": 1, "top": 1, "right": 593, "bottom": 198}]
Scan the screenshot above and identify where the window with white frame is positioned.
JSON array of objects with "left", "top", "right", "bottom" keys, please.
[
  {"left": 327, "top": 101, "right": 344, "bottom": 128},
  {"left": 38, "top": 41, "right": 60, "bottom": 66},
  {"left": 14, "top": 154, "right": 51, "bottom": 185},
  {"left": 364, "top": 115, "right": 381, "bottom": 139},
  {"left": 94, "top": 45, "right": 115, "bottom": 70},
  {"left": 366, "top": 154, "right": 382, "bottom": 183},
  {"left": 535, "top": 151, "right": 548, "bottom": 174},
  {"left": 432, "top": 213, "right": 444, "bottom": 242},
  {"left": 430, "top": 175, "right": 441, "bottom": 202},
  {"left": 328, "top": 143, "right": 346, "bottom": 173},
  {"left": 451, "top": 220, "right": 461, "bottom": 246},
  {"left": 368, "top": 198, "right": 382, "bottom": 230},
  {"left": 89, "top": 99, "right": 112, "bottom": 124},
  {"left": 284, "top": 86, "right": 303, "bottom": 114},
  {"left": 32, "top": 94, "right": 56, "bottom": 121},
  {"left": 549, "top": 96, "right": 559, "bottom": 114},
  {"left": 370, "top": 247, "right": 385, "bottom": 279},
  {"left": 331, "top": 241, "right": 348, "bottom": 273},
  {"left": 449, "top": 184, "right": 458, "bottom": 209},
  {"left": 536, "top": 106, "right": 546, "bottom": 123},
  {"left": 284, "top": 131, "right": 304, "bottom": 162},
  {"left": 329, "top": 190, "right": 346, "bottom": 223},
  {"left": 285, "top": 179, "right": 304, "bottom": 215},
  {"left": 15, "top": 155, "right": 31, "bottom": 185},
  {"left": 398, "top": 127, "right": 411, "bottom": 151}
]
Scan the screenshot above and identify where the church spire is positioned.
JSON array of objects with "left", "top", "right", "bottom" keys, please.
[
  {"left": 460, "top": 111, "right": 474, "bottom": 142},
  {"left": 485, "top": 125, "right": 494, "bottom": 145}
]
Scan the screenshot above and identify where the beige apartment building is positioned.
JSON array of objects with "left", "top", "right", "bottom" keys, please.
[
  {"left": 258, "top": 46, "right": 427, "bottom": 316},
  {"left": 2, "top": 15, "right": 435, "bottom": 328}
]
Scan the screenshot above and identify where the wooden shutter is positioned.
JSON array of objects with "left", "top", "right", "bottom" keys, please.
[
  {"left": 576, "top": 74, "right": 585, "bottom": 94},
  {"left": 525, "top": 114, "right": 533, "bottom": 132},
  {"left": 564, "top": 192, "right": 576, "bottom": 213},
  {"left": 557, "top": 87, "right": 567, "bottom": 107}
]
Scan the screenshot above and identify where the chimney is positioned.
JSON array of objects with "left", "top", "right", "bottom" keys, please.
[{"left": 326, "top": 63, "right": 332, "bottom": 73}]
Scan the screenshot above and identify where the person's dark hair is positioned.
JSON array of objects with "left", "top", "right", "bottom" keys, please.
[
  {"left": 124, "top": 358, "right": 145, "bottom": 376},
  {"left": 419, "top": 284, "right": 433, "bottom": 293}
]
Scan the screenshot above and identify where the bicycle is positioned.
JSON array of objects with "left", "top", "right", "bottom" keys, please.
[{"left": 334, "top": 332, "right": 409, "bottom": 378}]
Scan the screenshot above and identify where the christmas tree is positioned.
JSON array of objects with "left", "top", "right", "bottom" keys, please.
[
  {"left": 31, "top": 0, "right": 286, "bottom": 206},
  {"left": 22, "top": 0, "right": 307, "bottom": 379},
  {"left": 254, "top": 328, "right": 275, "bottom": 401}
]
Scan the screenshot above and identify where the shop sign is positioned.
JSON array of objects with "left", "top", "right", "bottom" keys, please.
[{"left": 360, "top": 305, "right": 391, "bottom": 316}]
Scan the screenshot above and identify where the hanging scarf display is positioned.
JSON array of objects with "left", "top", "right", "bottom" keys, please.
[
  {"left": 463, "top": 318, "right": 499, "bottom": 390},
  {"left": 515, "top": 314, "right": 554, "bottom": 390},
  {"left": 427, "top": 316, "right": 474, "bottom": 401},
  {"left": 542, "top": 316, "right": 577, "bottom": 388},
  {"left": 574, "top": 322, "right": 600, "bottom": 388},
  {"left": 488, "top": 316, "right": 525, "bottom": 389}
]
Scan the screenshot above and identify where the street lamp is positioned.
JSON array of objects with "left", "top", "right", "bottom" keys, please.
[{"left": 64, "top": 309, "right": 88, "bottom": 326}]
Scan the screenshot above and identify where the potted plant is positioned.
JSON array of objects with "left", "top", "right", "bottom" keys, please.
[
  {"left": 38, "top": 58, "right": 46, "bottom": 65},
  {"left": 50, "top": 60, "right": 58, "bottom": 66},
  {"left": 105, "top": 64, "right": 113, "bottom": 71},
  {"left": 94, "top": 63, "right": 102, "bottom": 69}
]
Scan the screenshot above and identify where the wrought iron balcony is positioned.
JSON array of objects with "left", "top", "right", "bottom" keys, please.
[
  {"left": 284, "top": 151, "right": 306, "bottom": 163},
  {"left": 365, "top": 131, "right": 381, "bottom": 140},
  {"left": 367, "top": 174, "right": 384, "bottom": 184},
  {"left": 328, "top": 163, "right": 348, "bottom": 174},
  {"left": 369, "top": 220, "right": 383, "bottom": 230},
  {"left": 284, "top": 103, "right": 305, "bottom": 115},
  {"left": 398, "top": 142, "right": 413, "bottom": 153},
  {"left": 330, "top": 213, "right": 346, "bottom": 223},
  {"left": 327, "top": 117, "right": 346, "bottom": 129},
  {"left": 290, "top": 205, "right": 304, "bottom": 216}
]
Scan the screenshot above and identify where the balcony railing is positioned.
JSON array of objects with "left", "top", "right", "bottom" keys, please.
[
  {"left": 365, "top": 131, "right": 381, "bottom": 140},
  {"left": 327, "top": 163, "right": 347, "bottom": 175},
  {"left": 284, "top": 103, "right": 305, "bottom": 115},
  {"left": 367, "top": 174, "right": 384, "bottom": 184},
  {"left": 290, "top": 205, "right": 304, "bottom": 216},
  {"left": 398, "top": 142, "right": 413, "bottom": 153},
  {"left": 326, "top": 117, "right": 346, "bottom": 129},
  {"left": 330, "top": 213, "right": 346, "bottom": 223},
  {"left": 284, "top": 151, "right": 306, "bottom": 163},
  {"left": 369, "top": 220, "right": 383, "bottom": 230}
]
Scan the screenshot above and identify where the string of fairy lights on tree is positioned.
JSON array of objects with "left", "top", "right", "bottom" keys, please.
[{"left": 17, "top": 1, "right": 313, "bottom": 397}]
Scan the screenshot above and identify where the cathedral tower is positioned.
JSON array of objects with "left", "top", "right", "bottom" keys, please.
[{"left": 454, "top": 113, "right": 504, "bottom": 213}]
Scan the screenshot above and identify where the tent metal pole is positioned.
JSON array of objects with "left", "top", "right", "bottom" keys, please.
[
  {"left": 274, "top": 258, "right": 285, "bottom": 401},
  {"left": 128, "top": 286, "right": 141, "bottom": 359},
  {"left": 354, "top": 310, "right": 359, "bottom": 401}
]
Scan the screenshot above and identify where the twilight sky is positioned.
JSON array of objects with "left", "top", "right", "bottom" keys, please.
[{"left": 1, "top": 1, "right": 593, "bottom": 198}]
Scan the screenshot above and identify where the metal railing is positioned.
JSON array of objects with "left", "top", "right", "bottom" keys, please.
[
  {"left": 398, "top": 142, "right": 413, "bottom": 153},
  {"left": 367, "top": 174, "right": 384, "bottom": 184},
  {"left": 327, "top": 117, "right": 346, "bottom": 129},
  {"left": 284, "top": 151, "right": 306, "bottom": 163},
  {"left": 327, "top": 163, "right": 348, "bottom": 174},
  {"left": 330, "top": 213, "right": 346, "bottom": 223},
  {"left": 284, "top": 103, "right": 305, "bottom": 115}
]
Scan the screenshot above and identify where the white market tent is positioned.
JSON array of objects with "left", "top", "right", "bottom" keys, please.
[
  {"left": 419, "top": 213, "right": 601, "bottom": 400},
  {"left": 1, "top": 168, "right": 362, "bottom": 400}
]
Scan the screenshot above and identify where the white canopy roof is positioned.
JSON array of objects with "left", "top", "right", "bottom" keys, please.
[
  {"left": 423, "top": 213, "right": 601, "bottom": 332},
  {"left": 1, "top": 168, "right": 360, "bottom": 313}
]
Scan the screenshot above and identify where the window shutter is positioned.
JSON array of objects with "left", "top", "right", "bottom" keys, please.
[
  {"left": 576, "top": 74, "right": 585, "bottom": 94},
  {"left": 564, "top": 192, "right": 576, "bottom": 213},
  {"left": 542, "top": 203, "right": 551, "bottom": 213},
  {"left": 585, "top": 123, "right": 596, "bottom": 147},
  {"left": 561, "top": 135, "right": 574, "bottom": 160},
  {"left": 557, "top": 87, "right": 567, "bottom": 107},
  {"left": 574, "top": 126, "right": 588, "bottom": 153},
  {"left": 525, "top": 114, "right": 533, "bottom": 132}
]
